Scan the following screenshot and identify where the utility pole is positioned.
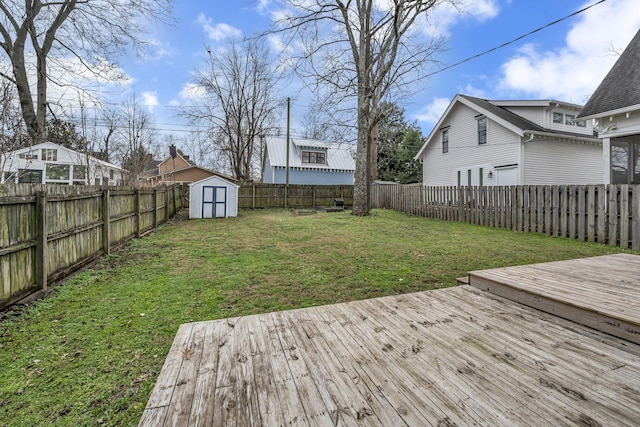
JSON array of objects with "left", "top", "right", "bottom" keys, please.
[{"left": 285, "top": 97, "right": 290, "bottom": 209}]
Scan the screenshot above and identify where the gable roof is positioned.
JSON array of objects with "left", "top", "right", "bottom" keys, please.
[
  {"left": 148, "top": 165, "right": 237, "bottom": 182},
  {"left": 6, "top": 141, "right": 123, "bottom": 171},
  {"left": 578, "top": 30, "right": 640, "bottom": 119},
  {"left": 157, "top": 152, "right": 196, "bottom": 169},
  {"left": 264, "top": 137, "right": 355, "bottom": 171},
  {"left": 415, "top": 95, "right": 596, "bottom": 159}
]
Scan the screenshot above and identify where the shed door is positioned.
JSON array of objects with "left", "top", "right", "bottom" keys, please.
[{"left": 202, "top": 186, "right": 227, "bottom": 218}]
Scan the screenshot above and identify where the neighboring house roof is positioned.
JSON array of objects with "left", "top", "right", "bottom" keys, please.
[
  {"left": 5, "top": 141, "right": 124, "bottom": 171},
  {"left": 579, "top": 30, "right": 640, "bottom": 119},
  {"left": 141, "top": 160, "right": 162, "bottom": 175},
  {"left": 415, "top": 94, "right": 599, "bottom": 159},
  {"left": 147, "top": 165, "right": 238, "bottom": 183},
  {"left": 264, "top": 137, "right": 356, "bottom": 171},
  {"left": 157, "top": 152, "right": 196, "bottom": 170}
]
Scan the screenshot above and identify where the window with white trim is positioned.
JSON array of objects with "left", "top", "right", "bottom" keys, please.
[
  {"left": 41, "top": 149, "right": 57, "bottom": 161},
  {"left": 477, "top": 116, "right": 487, "bottom": 145},
  {"left": 442, "top": 128, "right": 449, "bottom": 153},
  {"left": 301, "top": 150, "right": 326, "bottom": 164}
]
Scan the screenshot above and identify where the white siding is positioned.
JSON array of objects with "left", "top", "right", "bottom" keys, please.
[
  {"left": 503, "top": 106, "right": 546, "bottom": 127},
  {"left": 421, "top": 103, "right": 522, "bottom": 186},
  {"left": 523, "top": 139, "right": 603, "bottom": 185}
]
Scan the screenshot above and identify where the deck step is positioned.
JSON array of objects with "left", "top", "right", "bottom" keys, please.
[
  {"left": 456, "top": 276, "right": 469, "bottom": 286},
  {"left": 468, "top": 254, "right": 640, "bottom": 345}
]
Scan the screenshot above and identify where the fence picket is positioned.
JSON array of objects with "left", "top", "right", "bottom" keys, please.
[
  {"left": 0, "top": 184, "right": 185, "bottom": 309},
  {"left": 633, "top": 186, "right": 640, "bottom": 250},
  {"left": 620, "top": 184, "right": 629, "bottom": 249},
  {"left": 609, "top": 185, "right": 619, "bottom": 246}
]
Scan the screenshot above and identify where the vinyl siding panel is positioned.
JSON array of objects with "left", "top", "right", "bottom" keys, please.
[
  {"left": 503, "top": 106, "right": 545, "bottom": 127},
  {"left": 523, "top": 139, "right": 604, "bottom": 185},
  {"left": 268, "top": 168, "right": 354, "bottom": 185},
  {"left": 421, "top": 103, "right": 521, "bottom": 186}
]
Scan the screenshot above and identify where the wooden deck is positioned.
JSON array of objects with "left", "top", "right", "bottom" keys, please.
[
  {"left": 140, "top": 255, "right": 640, "bottom": 426},
  {"left": 469, "top": 253, "right": 640, "bottom": 344}
]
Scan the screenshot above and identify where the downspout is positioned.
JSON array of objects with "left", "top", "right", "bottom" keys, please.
[{"left": 521, "top": 132, "right": 535, "bottom": 184}]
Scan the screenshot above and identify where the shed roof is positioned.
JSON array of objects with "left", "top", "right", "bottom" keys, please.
[
  {"left": 578, "top": 30, "right": 640, "bottom": 119},
  {"left": 264, "top": 137, "right": 356, "bottom": 171},
  {"left": 189, "top": 174, "right": 239, "bottom": 188}
]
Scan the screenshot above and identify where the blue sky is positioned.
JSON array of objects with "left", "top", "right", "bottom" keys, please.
[{"left": 108, "top": 0, "right": 640, "bottom": 141}]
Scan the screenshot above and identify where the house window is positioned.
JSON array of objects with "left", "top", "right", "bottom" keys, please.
[
  {"left": 18, "top": 152, "right": 38, "bottom": 160},
  {"left": 73, "top": 165, "right": 87, "bottom": 180},
  {"left": 442, "top": 129, "right": 449, "bottom": 153},
  {"left": 611, "top": 137, "right": 640, "bottom": 184},
  {"left": 46, "top": 164, "right": 69, "bottom": 181},
  {"left": 477, "top": 117, "right": 487, "bottom": 145},
  {"left": 110, "top": 170, "right": 114, "bottom": 180},
  {"left": 41, "top": 149, "right": 57, "bottom": 162},
  {"left": 18, "top": 169, "right": 42, "bottom": 183},
  {"left": 301, "top": 150, "right": 326, "bottom": 164},
  {"left": 553, "top": 111, "right": 586, "bottom": 128},
  {"left": 2, "top": 171, "right": 17, "bottom": 183}
]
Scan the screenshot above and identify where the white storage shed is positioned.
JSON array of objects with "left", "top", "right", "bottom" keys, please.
[{"left": 189, "top": 175, "right": 239, "bottom": 219}]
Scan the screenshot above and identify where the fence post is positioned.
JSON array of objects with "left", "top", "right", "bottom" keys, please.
[
  {"left": 135, "top": 188, "right": 141, "bottom": 238},
  {"left": 102, "top": 188, "right": 110, "bottom": 256},
  {"left": 252, "top": 185, "right": 256, "bottom": 209},
  {"left": 154, "top": 188, "right": 159, "bottom": 229},
  {"left": 173, "top": 185, "right": 177, "bottom": 215},
  {"left": 165, "top": 187, "right": 170, "bottom": 221},
  {"left": 35, "top": 191, "right": 48, "bottom": 290},
  {"left": 632, "top": 185, "right": 640, "bottom": 250}
]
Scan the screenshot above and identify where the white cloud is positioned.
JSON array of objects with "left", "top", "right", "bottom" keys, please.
[
  {"left": 497, "top": 0, "right": 640, "bottom": 102},
  {"left": 179, "top": 83, "right": 207, "bottom": 100},
  {"left": 196, "top": 14, "right": 242, "bottom": 41},
  {"left": 427, "top": 0, "right": 500, "bottom": 37},
  {"left": 141, "top": 91, "right": 159, "bottom": 112},
  {"left": 457, "top": 83, "right": 487, "bottom": 98},
  {"left": 142, "top": 39, "right": 173, "bottom": 61},
  {"left": 414, "top": 97, "right": 451, "bottom": 124}
]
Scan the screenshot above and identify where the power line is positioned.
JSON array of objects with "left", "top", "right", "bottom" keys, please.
[{"left": 424, "top": 0, "right": 609, "bottom": 79}]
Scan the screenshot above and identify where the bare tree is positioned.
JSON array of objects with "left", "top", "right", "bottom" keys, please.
[
  {"left": 0, "top": 0, "right": 172, "bottom": 144},
  {"left": 268, "top": 0, "right": 455, "bottom": 215},
  {"left": 111, "top": 95, "right": 157, "bottom": 185},
  {"left": 0, "top": 78, "right": 28, "bottom": 181},
  {"left": 183, "top": 39, "right": 281, "bottom": 182}
]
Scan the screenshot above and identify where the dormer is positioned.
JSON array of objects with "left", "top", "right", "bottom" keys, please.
[{"left": 293, "top": 139, "right": 330, "bottom": 166}]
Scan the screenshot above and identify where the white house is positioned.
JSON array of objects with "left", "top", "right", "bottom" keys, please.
[
  {"left": 578, "top": 30, "right": 640, "bottom": 185},
  {"left": 262, "top": 136, "right": 355, "bottom": 185},
  {"left": 0, "top": 141, "right": 124, "bottom": 185},
  {"left": 189, "top": 175, "right": 239, "bottom": 218},
  {"left": 415, "top": 95, "right": 603, "bottom": 186}
]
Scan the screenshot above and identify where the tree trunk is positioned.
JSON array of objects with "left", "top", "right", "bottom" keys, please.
[
  {"left": 352, "top": 99, "right": 371, "bottom": 216},
  {"left": 368, "top": 124, "right": 378, "bottom": 183}
]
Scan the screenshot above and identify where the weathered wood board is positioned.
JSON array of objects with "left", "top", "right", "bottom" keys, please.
[{"left": 140, "top": 266, "right": 640, "bottom": 426}]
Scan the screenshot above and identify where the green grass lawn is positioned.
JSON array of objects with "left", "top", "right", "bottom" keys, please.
[{"left": 0, "top": 208, "right": 635, "bottom": 426}]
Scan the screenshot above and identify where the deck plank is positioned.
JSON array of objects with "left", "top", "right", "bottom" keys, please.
[
  {"left": 141, "top": 255, "right": 640, "bottom": 427},
  {"left": 188, "top": 320, "right": 221, "bottom": 427}
]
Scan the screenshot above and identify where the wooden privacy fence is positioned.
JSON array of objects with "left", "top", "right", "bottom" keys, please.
[
  {"left": 238, "top": 184, "right": 354, "bottom": 209},
  {"left": 371, "top": 184, "right": 640, "bottom": 250},
  {"left": 0, "top": 183, "right": 186, "bottom": 309}
]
